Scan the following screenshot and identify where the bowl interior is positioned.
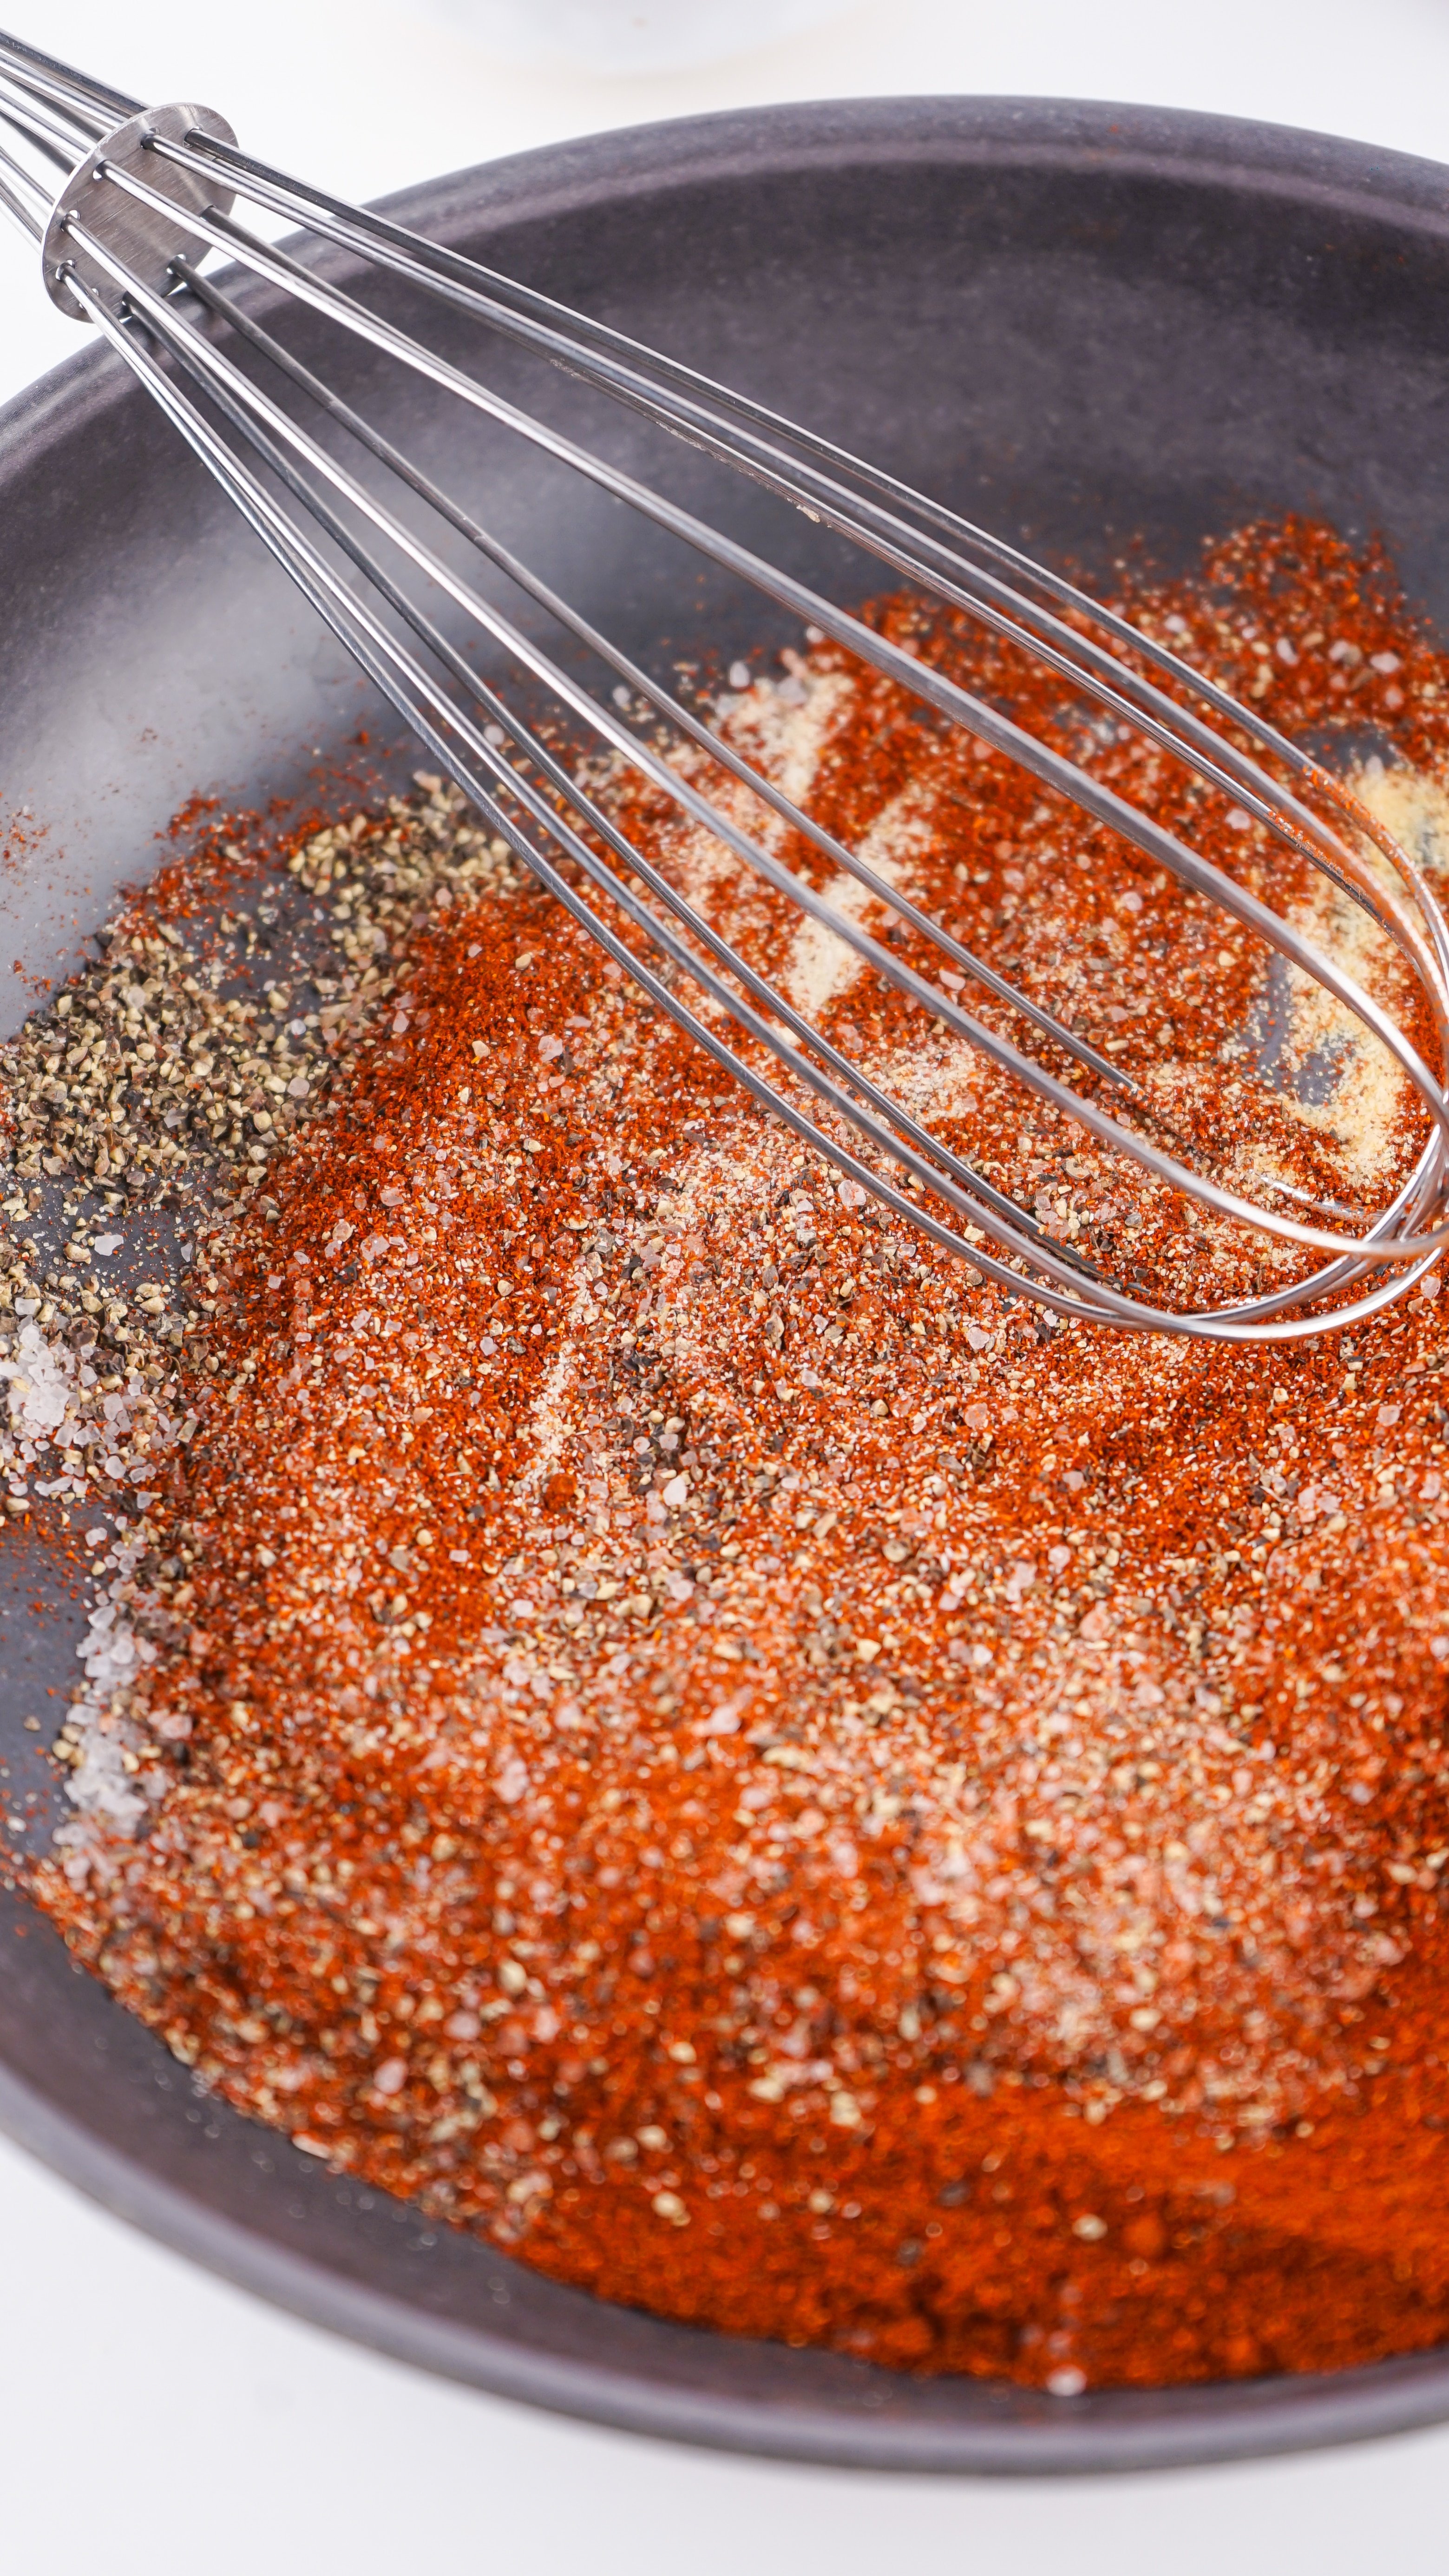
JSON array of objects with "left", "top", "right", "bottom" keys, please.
[{"left": 5, "top": 95, "right": 1449, "bottom": 2469}]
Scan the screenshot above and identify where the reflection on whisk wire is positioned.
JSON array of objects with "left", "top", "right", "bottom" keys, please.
[{"left": 2, "top": 23, "right": 1447, "bottom": 1342}]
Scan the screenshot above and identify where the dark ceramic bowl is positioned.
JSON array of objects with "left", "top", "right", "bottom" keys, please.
[{"left": 4, "top": 95, "right": 1449, "bottom": 2472}]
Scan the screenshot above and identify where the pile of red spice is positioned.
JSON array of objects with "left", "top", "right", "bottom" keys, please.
[{"left": 16, "top": 516, "right": 1449, "bottom": 2393}]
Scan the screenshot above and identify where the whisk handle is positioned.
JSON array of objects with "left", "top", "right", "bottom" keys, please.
[{"left": 0, "top": 26, "right": 141, "bottom": 131}]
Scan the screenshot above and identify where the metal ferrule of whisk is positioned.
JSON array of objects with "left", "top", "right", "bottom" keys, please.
[{"left": 3, "top": 26, "right": 1449, "bottom": 1344}]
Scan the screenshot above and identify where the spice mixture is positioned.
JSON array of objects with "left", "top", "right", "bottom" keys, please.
[{"left": 6, "top": 517, "right": 1449, "bottom": 2394}]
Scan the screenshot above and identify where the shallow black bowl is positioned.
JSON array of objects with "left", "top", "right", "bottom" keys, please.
[{"left": 4, "top": 94, "right": 1449, "bottom": 2472}]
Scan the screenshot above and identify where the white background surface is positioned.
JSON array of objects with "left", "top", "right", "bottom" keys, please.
[{"left": 5, "top": 1, "right": 1449, "bottom": 2564}]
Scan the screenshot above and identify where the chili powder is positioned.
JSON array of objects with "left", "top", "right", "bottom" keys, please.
[{"left": 15, "top": 515, "right": 1449, "bottom": 2393}]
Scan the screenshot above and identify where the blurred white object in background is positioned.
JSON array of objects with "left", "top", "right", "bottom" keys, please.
[{"left": 426, "top": 0, "right": 850, "bottom": 73}]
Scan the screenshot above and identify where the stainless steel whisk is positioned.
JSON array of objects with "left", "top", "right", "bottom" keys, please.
[{"left": 3, "top": 26, "right": 1448, "bottom": 1342}]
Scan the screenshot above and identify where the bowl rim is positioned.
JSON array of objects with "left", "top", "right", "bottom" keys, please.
[
  {"left": 10, "top": 2042, "right": 1449, "bottom": 2475},
  {"left": 6, "top": 88, "right": 1449, "bottom": 2475}
]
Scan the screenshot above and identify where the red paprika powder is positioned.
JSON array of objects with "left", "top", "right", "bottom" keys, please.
[{"left": 15, "top": 516, "right": 1449, "bottom": 2392}]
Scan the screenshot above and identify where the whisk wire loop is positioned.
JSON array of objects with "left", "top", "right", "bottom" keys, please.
[
  {"left": 4, "top": 28, "right": 1449, "bottom": 1338},
  {"left": 118, "top": 145, "right": 1449, "bottom": 989},
  {"left": 71, "top": 197, "right": 1449, "bottom": 1277},
  {"left": 75, "top": 252, "right": 1442, "bottom": 1343},
  {"left": 72, "top": 157, "right": 1449, "bottom": 1190},
  {"left": 148, "top": 121, "right": 1449, "bottom": 982}
]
